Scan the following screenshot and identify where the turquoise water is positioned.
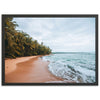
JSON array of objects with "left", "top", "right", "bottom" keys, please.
[{"left": 43, "top": 52, "right": 95, "bottom": 83}]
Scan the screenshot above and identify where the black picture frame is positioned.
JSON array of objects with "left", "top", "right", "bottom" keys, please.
[{"left": 2, "top": 14, "right": 98, "bottom": 86}]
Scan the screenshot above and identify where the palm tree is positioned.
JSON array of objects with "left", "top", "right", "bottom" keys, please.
[{"left": 4, "top": 17, "right": 52, "bottom": 58}]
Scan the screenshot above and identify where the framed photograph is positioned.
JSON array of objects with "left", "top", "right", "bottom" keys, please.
[{"left": 2, "top": 14, "right": 98, "bottom": 86}]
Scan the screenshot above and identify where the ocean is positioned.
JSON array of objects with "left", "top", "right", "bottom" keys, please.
[{"left": 43, "top": 52, "right": 95, "bottom": 83}]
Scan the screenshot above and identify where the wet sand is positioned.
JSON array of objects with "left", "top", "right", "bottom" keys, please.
[{"left": 5, "top": 56, "right": 64, "bottom": 83}]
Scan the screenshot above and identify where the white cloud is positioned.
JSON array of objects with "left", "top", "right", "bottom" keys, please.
[{"left": 13, "top": 18, "right": 95, "bottom": 52}]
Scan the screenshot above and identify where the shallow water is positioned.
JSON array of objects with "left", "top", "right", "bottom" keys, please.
[{"left": 43, "top": 52, "right": 95, "bottom": 83}]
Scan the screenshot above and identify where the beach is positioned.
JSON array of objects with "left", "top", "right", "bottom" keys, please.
[
  {"left": 5, "top": 56, "right": 64, "bottom": 83},
  {"left": 5, "top": 53, "right": 94, "bottom": 83}
]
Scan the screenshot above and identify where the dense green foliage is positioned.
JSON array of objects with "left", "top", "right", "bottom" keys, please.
[{"left": 4, "top": 17, "right": 52, "bottom": 58}]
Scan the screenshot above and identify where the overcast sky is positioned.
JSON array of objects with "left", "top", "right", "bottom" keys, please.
[{"left": 13, "top": 17, "right": 95, "bottom": 52}]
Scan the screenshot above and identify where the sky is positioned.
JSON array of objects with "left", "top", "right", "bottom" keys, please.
[{"left": 13, "top": 17, "right": 95, "bottom": 52}]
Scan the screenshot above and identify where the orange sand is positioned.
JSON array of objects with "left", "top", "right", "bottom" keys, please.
[
  {"left": 5, "top": 56, "right": 75, "bottom": 83},
  {"left": 5, "top": 56, "right": 64, "bottom": 83},
  {"left": 5, "top": 56, "right": 37, "bottom": 75}
]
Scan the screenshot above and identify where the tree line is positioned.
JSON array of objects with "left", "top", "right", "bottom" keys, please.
[{"left": 4, "top": 17, "right": 52, "bottom": 58}]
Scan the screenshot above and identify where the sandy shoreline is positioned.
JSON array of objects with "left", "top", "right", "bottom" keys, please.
[
  {"left": 5, "top": 56, "right": 37, "bottom": 75},
  {"left": 5, "top": 56, "right": 64, "bottom": 83}
]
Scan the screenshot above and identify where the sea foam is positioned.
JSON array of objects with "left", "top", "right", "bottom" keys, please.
[{"left": 43, "top": 53, "right": 95, "bottom": 83}]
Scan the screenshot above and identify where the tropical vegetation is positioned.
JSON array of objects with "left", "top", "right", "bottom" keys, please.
[{"left": 4, "top": 17, "right": 52, "bottom": 58}]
